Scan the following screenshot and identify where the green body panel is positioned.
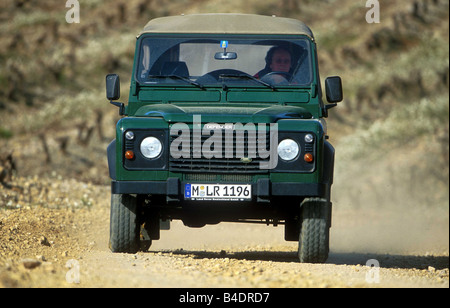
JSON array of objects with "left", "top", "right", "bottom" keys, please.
[
  {"left": 226, "top": 89, "right": 310, "bottom": 104},
  {"left": 115, "top": 117, "right": 169, "bottom": 181},
  {"left": 138, "top": 89, "right": 221, "bottom": 104},
  {"left": 132, "top": 103, "right": 313, "bottom": 123},
  {"left": 128, "top": 88, "right": 319, "bottom": 119}
]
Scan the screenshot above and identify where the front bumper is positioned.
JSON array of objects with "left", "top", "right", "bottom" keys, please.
[{"left": 111, "top": 178, "right": 326, "bottom": 199}]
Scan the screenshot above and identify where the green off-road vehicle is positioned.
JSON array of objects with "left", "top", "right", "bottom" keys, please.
[{"left": 106, "top": 14, "right": 342, "bottom": 263}]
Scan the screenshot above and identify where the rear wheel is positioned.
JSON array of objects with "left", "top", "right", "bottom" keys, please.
[
  {"left": 298, "top": 198, "right": 331, "bottom": 263},
  {"left": 109, "top": 194, "right": 140, "bottom": 253}
]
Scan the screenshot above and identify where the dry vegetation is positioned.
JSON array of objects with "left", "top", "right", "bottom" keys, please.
[{"left": 0, "top": 0, "right": 448, "bottom": 287}]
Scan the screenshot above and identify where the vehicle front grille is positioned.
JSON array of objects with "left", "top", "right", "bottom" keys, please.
[
  {"left": 184, "top": 174, "right": 254, "bottom": 182},
  {"left": 169, "top": 129, "right": 271, "bottom": 174}
]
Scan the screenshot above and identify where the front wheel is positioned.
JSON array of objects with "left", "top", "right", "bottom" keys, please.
[
  {"left": 298, "top": 198, "right": 331, "bottom": 263},
  {"left": 109, "top": 194, "right": 140, "bottom": 253}
]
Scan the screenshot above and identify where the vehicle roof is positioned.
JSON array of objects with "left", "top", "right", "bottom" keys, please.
[{"left": 138, "top": 13, "right": 314, "bottom": 39}]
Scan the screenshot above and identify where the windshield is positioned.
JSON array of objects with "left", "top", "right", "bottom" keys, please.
[{"left": 136, "top": 37, "right": 313, "bottom": 87}]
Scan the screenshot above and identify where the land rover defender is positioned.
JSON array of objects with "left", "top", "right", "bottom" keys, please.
[{"left": 106, "top": 14, "right": 343, "bottom": 263}]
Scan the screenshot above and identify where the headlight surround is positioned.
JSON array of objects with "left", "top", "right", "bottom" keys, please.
[
  {"left": 277, "top": 139, "right": 300, "bottom": 161},
  {"left": 140, "top": 136, "right": 163, "bottom": 159}
]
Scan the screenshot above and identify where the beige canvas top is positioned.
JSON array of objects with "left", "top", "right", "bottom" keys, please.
[{"left": 138, "top": 14, "right": 314, "bottom": 39}]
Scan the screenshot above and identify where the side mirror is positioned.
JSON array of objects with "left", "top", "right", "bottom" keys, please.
[
  {"left": 106, "top": 74, "right": 124, "bottom": 115},
  {"left": 106, "top": 74, "right": 120, "bottom": 101},
  {"left": 325, "top": 76, "right": 343, "bottom": 103}
]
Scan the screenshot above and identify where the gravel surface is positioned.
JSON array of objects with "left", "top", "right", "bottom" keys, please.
[{"left": 1, "top": 177, "right": 448, "bottom": 288}]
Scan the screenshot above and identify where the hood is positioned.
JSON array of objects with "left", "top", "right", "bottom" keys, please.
[{"left": 134, "top": 104, "right": 312, "bottom": 123}]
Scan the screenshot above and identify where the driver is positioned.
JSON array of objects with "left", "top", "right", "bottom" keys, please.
[{"left": 255, "top": 46, "right": 292, "bottom": 79}]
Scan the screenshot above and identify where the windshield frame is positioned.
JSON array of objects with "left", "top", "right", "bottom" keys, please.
[{"left": 134, "top": 34, "right": 315, "bottom": 89}]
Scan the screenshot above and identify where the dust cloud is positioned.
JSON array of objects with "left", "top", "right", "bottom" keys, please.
[{"left": 331, "top": 142, "right": 449, "bottom": 256}]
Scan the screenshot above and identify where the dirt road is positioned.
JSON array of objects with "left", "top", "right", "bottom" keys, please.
[{"left": 0, "top": 177, "right": 448, "bottom": 288}]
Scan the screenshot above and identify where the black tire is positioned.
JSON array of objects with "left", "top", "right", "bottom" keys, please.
[
  {"left": 298, "top": 198, "right": 331, "bottom": 263},
  {"left": 109, "top": 194, "right": 140, "bottom": 253}
]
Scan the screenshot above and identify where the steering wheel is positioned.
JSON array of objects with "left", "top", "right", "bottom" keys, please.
[
  {"left": 261, "top": 71, "right": 292, "bottom": 85},
  {"left": 196, "top": 69, "right": 247, "bottom": 84}
]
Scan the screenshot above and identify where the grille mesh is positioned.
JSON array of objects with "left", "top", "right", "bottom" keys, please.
[{"left": 169, "top": 129, "right": 271, "bottom": 174}]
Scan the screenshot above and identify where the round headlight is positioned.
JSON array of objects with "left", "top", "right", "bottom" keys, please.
[
  {"left": 140, "top": 137, "right": 162, "bottom": 159},
  {"left": 278, "top": 139, "right": 300, "bottom": 161}
]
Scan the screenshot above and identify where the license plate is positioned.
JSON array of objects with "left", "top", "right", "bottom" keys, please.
[{"left": 184, "top": 184, "right": 252, "bottom": 201}]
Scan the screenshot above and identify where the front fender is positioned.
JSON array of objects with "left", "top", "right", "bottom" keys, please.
[
  {"left": 107, "top": 139, "right": 116, "bottom": 180},
  {"left": 322, "top": 140, "right": 335, "bottom": 185}
]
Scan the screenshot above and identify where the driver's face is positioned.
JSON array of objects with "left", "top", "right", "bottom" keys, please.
[{"left": 270, "top": 49, "right": 291, "bottom": 72}]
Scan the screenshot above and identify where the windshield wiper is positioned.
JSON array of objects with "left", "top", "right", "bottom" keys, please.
[
  {"left": 219, "top": 73, "right": 276, "bottom": 90},
  {"left": 148, "top": 75, "right": 205, "bottom": 90}
]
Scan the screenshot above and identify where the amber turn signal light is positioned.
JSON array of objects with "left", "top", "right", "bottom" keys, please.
[
  {"left": 125, "top": 150, "right": 135, "bottom": 160},
  {"left": 304, "top": 153, "right": 314, "bottom": 163}
]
